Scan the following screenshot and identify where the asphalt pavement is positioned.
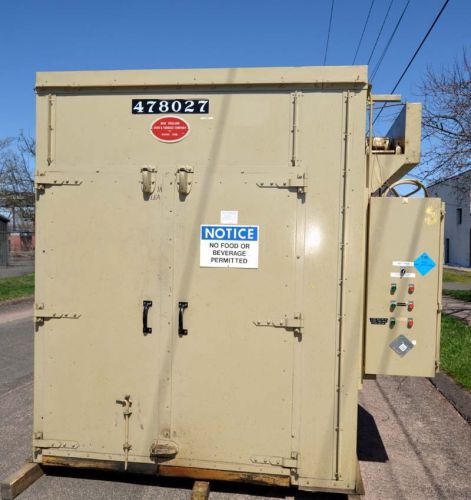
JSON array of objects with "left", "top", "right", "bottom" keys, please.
[
  {"left": 0, "top": 258, "right": 34, "bottom": 279},
  {"left": 1, "top": 303, "right": 470, "bottom": 499},
  {"left": 442, "top": 282, "right": 471, "bottom": 291},
  {"left": 442, "top": 295, "right": 471, "bottom": 325}
]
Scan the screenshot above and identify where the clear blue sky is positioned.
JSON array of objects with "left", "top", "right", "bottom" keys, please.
[{"left": 0, "top": 0, "right": 469, "bottom": 140}]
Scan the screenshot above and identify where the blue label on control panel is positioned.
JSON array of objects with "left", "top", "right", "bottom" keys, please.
[{"left": 414, "top": 252, "right": 436, "bottom": 276}]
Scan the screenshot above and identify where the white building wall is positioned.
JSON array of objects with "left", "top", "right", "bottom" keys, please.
[{"left": 430, "top": 177, "right": 470, "bottom": 267}]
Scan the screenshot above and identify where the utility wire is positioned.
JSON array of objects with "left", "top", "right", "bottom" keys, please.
[
  {"left": 367, "top": 0, "right": 394, "bottom": 65},
  {"left": 352, "top": 0, "right": 376, "bottom": 64},
  {"left": 370, "top": 0, "right": 411, "bottom": 82},
  {"left": 390, "top": 0, "right": 450, "bottom": 94},
  {"left": 323, "top": 0, "right": 335, "bottom": 65},
  {"left": 374, "top": 0, "right": 451, "bottom": 124}
]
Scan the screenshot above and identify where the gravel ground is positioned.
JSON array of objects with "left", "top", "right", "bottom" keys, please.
[{"left": 360, "top": 376, "right": 471, "bottom": 499}]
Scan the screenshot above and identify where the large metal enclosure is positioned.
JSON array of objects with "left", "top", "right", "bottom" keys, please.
[{"left": 33, "top": 66, "right": 442, "bottom": 494}]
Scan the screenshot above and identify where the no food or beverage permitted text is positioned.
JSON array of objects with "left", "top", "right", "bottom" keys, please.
[{"left": 200, "top": 225, "right": 259, "bottom": 268}]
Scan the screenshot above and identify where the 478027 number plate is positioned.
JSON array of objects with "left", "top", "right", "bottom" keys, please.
[{"left": 132, "top": 99, "right": 209, "bottom": 114}]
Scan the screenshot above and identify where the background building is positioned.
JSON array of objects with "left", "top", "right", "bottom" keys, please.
[
  {"left": 430, "top": 171, "right": 471, "bottom": 267},
  {"left": 0, "top": 214, "right": 9, "bottom": 266},
  {"left": 2, "top": 207, "right": 35, "bottom": 255}
]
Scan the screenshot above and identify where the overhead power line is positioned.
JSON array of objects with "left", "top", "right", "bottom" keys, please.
[
  {"left": 374, "top": 0, "right": 451, "bottom": 124},
  {"left": 367, "top": 0, "right": 394, "bottom": 65},
  {"left": 352, "top": 0, "right": 376, "bottom": 64},
  {"left": 390, "top": 0, "right": 451, "bottom": 94},
  {"left": 323, "top": 0, "right": 335, "bottom": 65},
  {"left": 370, "top": 0, "right": 411, "bottom": 82}
]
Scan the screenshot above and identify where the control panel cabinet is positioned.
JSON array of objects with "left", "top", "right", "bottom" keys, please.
[{"left": 365, "top": 197, "right": 444, "bottom": 377}]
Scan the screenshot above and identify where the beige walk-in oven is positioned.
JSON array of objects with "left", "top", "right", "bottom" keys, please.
[{"left": 33, "top": 66, "right": 443, "bottom": 495}]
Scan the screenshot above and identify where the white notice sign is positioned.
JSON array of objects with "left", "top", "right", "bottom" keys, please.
[
  {"left": 220, "top": 210, "right": 238, "bottom": 224},
  {"left": 392, "top": 261, "right": 414, "bottom": 267},
  {"left": 200, "top": 225, "right": 259, "bottom": 268}
]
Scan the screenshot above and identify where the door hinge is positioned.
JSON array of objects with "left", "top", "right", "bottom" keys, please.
[
  {"left": 253, "top": 313, "right": 303, "bottom": 332},
  {"left": 250, "top": 453, "right": 298, "bottom": 469},
  {"left": 33, "top": 439, "right": 79, "bottom": 449},
  {"left": 34, "top": 303, "right": 81, "bottom": 322},
  {"left": 256, "top": 172, "right": 307, "bottom": 194},
  {"left": 35, "top": 172, "right": 82, "bottom": 190}
]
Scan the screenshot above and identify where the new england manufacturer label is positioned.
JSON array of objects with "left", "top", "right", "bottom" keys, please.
[{"left": 200, "top": 225, "right": 259, "bottom": 268}]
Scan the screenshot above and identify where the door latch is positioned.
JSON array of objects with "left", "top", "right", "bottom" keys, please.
[
  {"left": 141, "top": 167, "right": 157, "bottom": 195},
  {"left": 176, "top": 167, "right": 194, "bottom": 195},
  {"left": 116, "top": 395, "right": 132, "bottom": 470}
]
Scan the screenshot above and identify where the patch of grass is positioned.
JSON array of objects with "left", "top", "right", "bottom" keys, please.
[
  {"left": 440, "top": 314, "right": 471, "bottom": 391},
  {"left": 0, "top": 274, "right": 35, "bottom": 302},
  {"left": 443, "top": 269, "right": 471, "bottom": 284},
  {"left": 443, "top": 289, "right": 471, "bottom": 302}
]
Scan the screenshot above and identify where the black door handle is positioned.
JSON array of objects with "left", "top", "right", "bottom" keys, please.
[
  {"left": 143, "top": 300, "right": 153, "bottom": 334},
  {"left": 178, "top": 302, "right": 188, "bottom": 336}
]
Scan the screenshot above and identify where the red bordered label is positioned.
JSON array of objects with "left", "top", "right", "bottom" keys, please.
[{"left": 150, "top": 116, "right": 190, "bottom": 143}]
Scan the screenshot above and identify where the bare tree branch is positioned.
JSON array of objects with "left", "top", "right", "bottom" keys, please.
[
  {"left": 414, "top": 51, "right": 471, "bottom": 193},
  {"left": 0, "top": 132, "right": 35, "bottom": 230}
]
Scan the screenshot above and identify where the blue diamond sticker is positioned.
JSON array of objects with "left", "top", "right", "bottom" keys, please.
[{"left": 414, "top": 252, "right": 436, "bottom": 276}]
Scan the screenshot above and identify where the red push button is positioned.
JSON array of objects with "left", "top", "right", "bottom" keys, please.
[
  {"left": 407, "top": 302, "right": 414, "bottom": 312},
  {"left": 408, "top": 284, "right": 415, "bottom": 294},
  {"left": 407, "top": 318, "right": 414, "bottom": 329}
]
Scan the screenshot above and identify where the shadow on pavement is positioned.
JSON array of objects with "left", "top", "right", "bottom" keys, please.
[{"left": 357, "top": 405, "right": 388, "bottom": 463}]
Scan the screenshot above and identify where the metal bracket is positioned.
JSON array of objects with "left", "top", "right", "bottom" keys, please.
[
  {"left": 253, "top": 313, "right": 303, "bottom": 331},
  {"left": 256, "top": 173, "right": 307, "bottom": 194},
  {"left": 176, "top": 166, "right": 194, "bottom": 195},
  {"left": 35, "top": 172, "right": 82, "bottom": 190},
  {"left": 34, "top": 303, "right": 81, "bottom": 321},
  {"left": 250, "top": 453, "right": 298, "bottom": 469}
]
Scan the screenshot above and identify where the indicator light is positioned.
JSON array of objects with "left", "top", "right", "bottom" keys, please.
[
  {"left": 407, "top": 302, "right": 414, "bottom": 312},
  {"left": 407, "top": 318, "right": 414, "bottom": 329},
  {"left": 408, "top": 284, "right": 415, "bottom": 294},
  {"left": 390, "top": 283, "right": 397, "bottom": 294},
  {"left": 390, "top": 301, "right": 397, "bottom": 312},
  {"left": 389, "top": 317, "right": 396, "bottom": 328}
]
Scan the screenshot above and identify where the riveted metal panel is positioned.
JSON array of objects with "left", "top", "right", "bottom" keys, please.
[{"left": 33, "top": 66, "right": 401, "bottom": 494}]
